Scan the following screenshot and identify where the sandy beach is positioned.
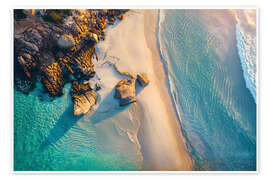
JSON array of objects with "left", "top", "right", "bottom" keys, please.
[{"left": 96, "top": 9, "right": 192, "bottom": 170}]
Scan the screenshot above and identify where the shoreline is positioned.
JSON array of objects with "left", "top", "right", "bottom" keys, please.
[{"left": 138, "top": 9, "right": 192, "bottom": 170}]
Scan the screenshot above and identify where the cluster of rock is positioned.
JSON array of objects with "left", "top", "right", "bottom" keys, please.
[
  {"left": 14, "top": 9, "right": 128, "bottom": 96},
  {"left": 14, "top": 9, "right": 150, "bottom": 115},
  {"left": 114, "top": 73, "right": 149, "bottom": 106},
  {"left": 14, "top": 9, "right": 128, "bottom": 114},
  {"left": 103, "top": 60, "right": 150, "bottom": 107}
]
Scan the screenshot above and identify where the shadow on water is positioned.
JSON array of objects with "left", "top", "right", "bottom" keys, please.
[
  {"left": 40, "top": 83, "right": 143, "bottom": 150},
  {"left": 40, "top": 104, "right": 82, "bottom": 150}
]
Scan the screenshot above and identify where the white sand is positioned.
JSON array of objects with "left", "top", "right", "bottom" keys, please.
[{"left": 95, "top": 9, "right": 192, "bottom": 170}]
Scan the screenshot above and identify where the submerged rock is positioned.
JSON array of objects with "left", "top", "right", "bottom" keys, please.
[
  {"left": 115, "top": 78, "right": 136, "bottom": 106},
  {"left": 136, "top": 73, "right": 149, "bottom": 87},
  {"left": 72, "top": 90, "right": 97, "bottom": 116}
]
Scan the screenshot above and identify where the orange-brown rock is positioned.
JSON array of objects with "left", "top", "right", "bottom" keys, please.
[
  {"left": 71, "top": 80, "right": 93, "bottom": 96},
  {"left": 117, "top": 14, "right": 124, "bottom": 20},
  {"left": 136, "top": 73, "right": 149, "bottom": 87},
  {"left": 71, "top": 80, "right": 97, "bottom": 115},
  {"left": 115, "top": 78, "right": 136, "bottom": 106},
  {"left": 41, "top": 62, "right": 64, "bottom": 96},
  {"left": 72, "top": 90, "right": 97, "bottom": 116}
]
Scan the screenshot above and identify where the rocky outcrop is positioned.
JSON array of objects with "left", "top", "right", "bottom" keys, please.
[
  {"left": 13, "top": 9, "right": 153, "bottom": 116},
  {"left": 115, "top": 78, "right": 136, "bottom": 106},
  {"left": 136, "top": 73, "right": 149, "bottom": 87},
  {"left": 71, "top": 81, "right": 97, "bottom": 116},
  {"left": 14, "top": 9, "right": 128, "bottom": 97},
  {"left": 14, "top": 22, "right": 61, "bottom": 81},
  {"left": 106, "top": 9, "right": 126, "bottom": 25}
]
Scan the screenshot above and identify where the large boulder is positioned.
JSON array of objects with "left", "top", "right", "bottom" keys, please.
[
  {"left": 71, "top": 80, "right": 97, "bottom": 115},
  {"left": 72, "top": 90, "right": 97, "bottom": 116},
  {"left": 115, "top": 78, "right": 136, "bottom": 106}
]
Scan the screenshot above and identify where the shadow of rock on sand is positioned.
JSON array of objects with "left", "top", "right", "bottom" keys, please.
[
  {"left": 90, "top": 89, "right": 130, "bottom": 125},
  {"left": 90, "top": 80, "right": 146, "bottom": 124},
  {"left": 40, "top": 104, "right": 81, "bottom": 150},
  {"left": 135, "top": 80, "right": 145, "bottom": 95}
]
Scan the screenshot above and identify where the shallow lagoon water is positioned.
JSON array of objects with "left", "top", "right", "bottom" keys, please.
[{"left": 14, "top": 82, "right": 142, "bottom": 171}]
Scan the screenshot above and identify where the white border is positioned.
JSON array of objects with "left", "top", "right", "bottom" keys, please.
[
  {"left": 4, "top": 0, "right": 269, "bottom": 178},
  {"left": 10, "top": 7, "right": 259, "bottom": 174}
]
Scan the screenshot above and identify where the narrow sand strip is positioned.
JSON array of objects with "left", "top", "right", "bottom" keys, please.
[
  {"left": 96, "top": 9, "right": 192, "bottom": 170},
  {"left": 138, "top": 9, "right": 192, "bottom": 171}
]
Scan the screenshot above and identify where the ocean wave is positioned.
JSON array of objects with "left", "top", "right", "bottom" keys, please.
[{"left": 235, "top": 24, "right": 257, "bottom": 103}]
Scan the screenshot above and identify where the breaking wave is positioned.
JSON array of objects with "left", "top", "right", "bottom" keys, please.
[{"left": 236, "top": 24, "right": 257, "bottom": 103}]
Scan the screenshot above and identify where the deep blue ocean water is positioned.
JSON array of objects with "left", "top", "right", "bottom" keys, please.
[{"left": 157, "top": 9, "right": 256, "bottom": 170}]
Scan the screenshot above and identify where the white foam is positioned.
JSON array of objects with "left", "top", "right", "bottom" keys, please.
[{"left": 236, "top": 24, "right": 257, "bottom": 103}]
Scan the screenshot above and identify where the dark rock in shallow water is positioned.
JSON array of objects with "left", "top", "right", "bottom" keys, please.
[
  {"left": 115, "top": 78, "right": 136, "bottom": 106},
  {"left": 136, "top": 73, "right": 149, "bottom": 87}
]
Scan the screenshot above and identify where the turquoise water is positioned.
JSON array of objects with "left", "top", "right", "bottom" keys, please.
[
  {"left": 158, "top": 10, "right": 256, "bottom": 170},
  {"left": 14, "top": 83, "right": 141, "bottom": 171}
]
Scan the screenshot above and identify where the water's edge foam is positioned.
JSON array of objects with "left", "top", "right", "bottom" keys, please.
[
  {"left": 235, "top": 24, "right": 257, "bottom": 103},
  {"left": 156, "top": 9, "right": 197, "bottom": 169}
]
